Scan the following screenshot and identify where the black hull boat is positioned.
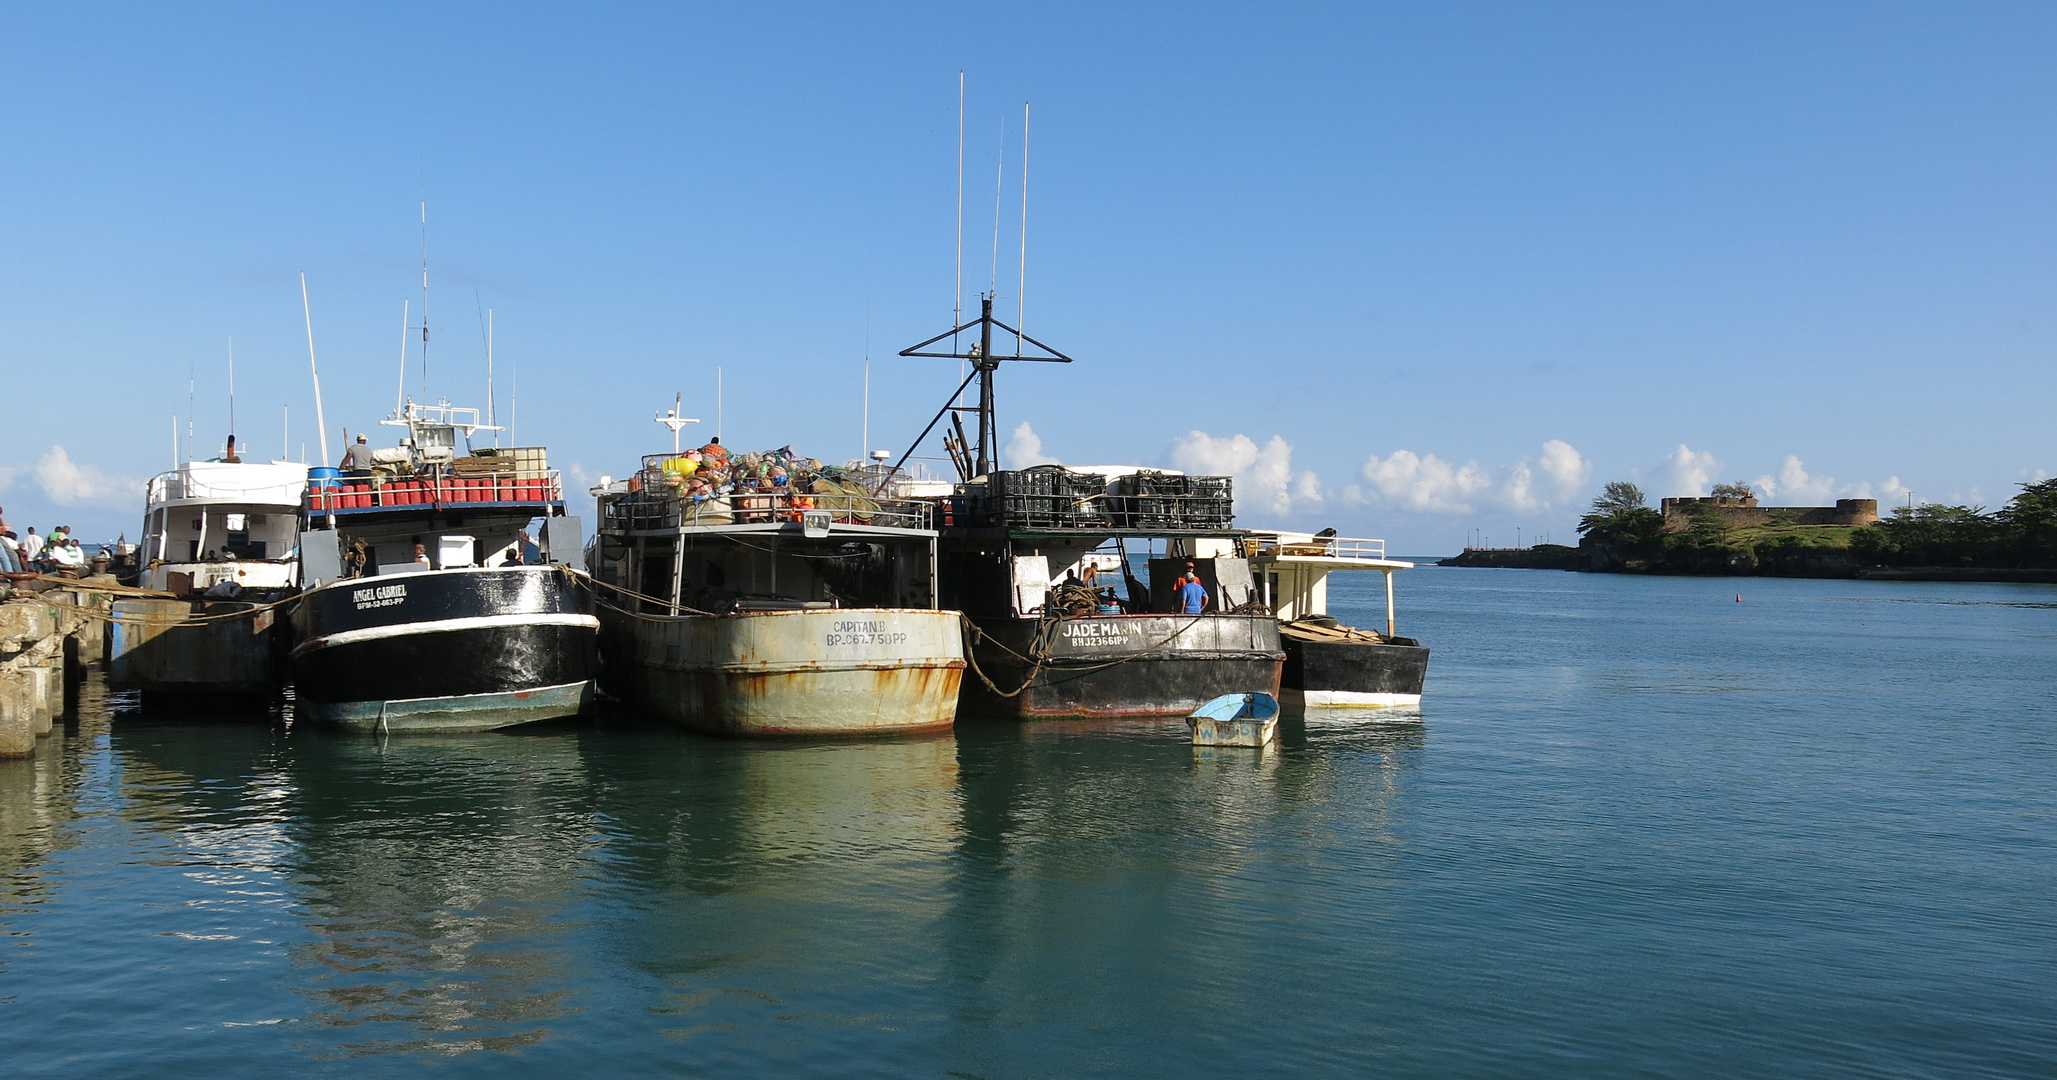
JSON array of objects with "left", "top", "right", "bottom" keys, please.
[
  {"left": 959, "top": 612, "right": 1283, "bottom": 719},
  {"left": 1247, "top": 532, "right": 1430, "bottom": 709},
  {"left": 289, "top": 400, "right": 596, "bottom": 732},
  {"left": 1279, "top": 627, "right": 1428, "bottom": 707},
  {"left": 291, "top": 565, "right": 596, "bottom": 731}
]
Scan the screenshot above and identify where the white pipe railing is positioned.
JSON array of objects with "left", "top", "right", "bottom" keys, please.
[{"left": 1243, "top": 532, "right": 1388, "bottom": 560}]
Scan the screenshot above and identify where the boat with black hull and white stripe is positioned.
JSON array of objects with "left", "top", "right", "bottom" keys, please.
[
  {"left": 289, "top": 401, "right": 597, "bottom": 732},
  {"left": 1244, "top": 530, "right": 1428, "bottom": 708}
]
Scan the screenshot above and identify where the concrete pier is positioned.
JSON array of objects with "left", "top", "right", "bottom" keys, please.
[{"left": 0, "top": 583, "right": 108, "bottom": 757}]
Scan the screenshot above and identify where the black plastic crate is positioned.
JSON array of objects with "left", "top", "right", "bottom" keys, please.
[
  {"left": 988, "top": 469, "right": 1056, "bottom": 498},
  {"left": 1107, "top": 493, "right": 1235, "bottom": 529},
  {"left": 981, "top": 493, "right": 1065, "bottom": 528},
  {"left": 1045, "top": 468, "right": 1108, "bottom": 499},
  {"left": 1184, "top": 496, "right": 1234, "bottom": 527},
  {"left": 1187, "top": 476, "right": 1233, "bottom": 500},
  {"left": 1121, "top": 470, "right": 1186, "bottom": 497}
]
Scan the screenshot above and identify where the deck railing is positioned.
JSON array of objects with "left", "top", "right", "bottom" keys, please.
[
  {"left": 603, "top": 489, "right": 932, "bottom": 533},
  {"left": 1242, "top": 532, "right": 1387, "bottom": 560}
]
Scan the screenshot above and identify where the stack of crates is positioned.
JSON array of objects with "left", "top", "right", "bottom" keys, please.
[
  {"left": 974, "top": 467, "right": 1110, "bottom": 529},
  {"left": 1112, "top": 472, "right": 1235, "bottom": 529}
]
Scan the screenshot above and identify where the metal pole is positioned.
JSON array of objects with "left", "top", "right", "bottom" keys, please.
[
  {"left": 1384, "top": 568, "right": 1396, "bottom": 638},
  {"left": 669, "top": 527, "right": 686, "bottom": 616},
  {"left": 976, "top": 296, "right": 995, "bottom": 475},
  {"left": 301, "top": 273, "right": 332, "bottom": 467}
]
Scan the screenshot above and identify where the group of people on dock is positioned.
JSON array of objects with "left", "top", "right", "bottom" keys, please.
[{"left": 0, "top": 508, "right": 94, "bottom": 579}]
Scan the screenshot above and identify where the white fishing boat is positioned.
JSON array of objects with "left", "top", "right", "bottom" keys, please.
[
  {"left": 108, "top": 453, "right": 309, "bottom": 699},
  {"left": 590, "top": 424, "right": 964, "bottom": 737},
  {"left": 136, "top": 456, "right": 310, "bottom": 595}
]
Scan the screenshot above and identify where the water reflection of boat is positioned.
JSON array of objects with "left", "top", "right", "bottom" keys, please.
[{"left": 270, "top": 727, "right": 601, "bottom": 1055}]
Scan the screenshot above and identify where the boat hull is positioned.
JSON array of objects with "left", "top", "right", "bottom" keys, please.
[
  {"left": 107, "top": 598, "right": 287, "bottom": 698},
  {"left": 289, "top": 566, "right": 598, "bottom": 732},
  {"left": 1280, "top": 634, "right": 1429, "bottom": 707},
  {"left": 960, "top": 614, "right": 1284, "bottom": 720},
  {"left": 603, "top": 607, "right": 965, "bottom": 737}
]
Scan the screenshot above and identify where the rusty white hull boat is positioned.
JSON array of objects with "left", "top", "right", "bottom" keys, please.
[
  {"left": 606, "top": 607, "right": 963, "bottom": 736},
  {"left": 592, "top": 432, "right": 965, "bottom": 737}
]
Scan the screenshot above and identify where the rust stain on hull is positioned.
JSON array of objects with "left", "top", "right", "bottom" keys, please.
[{"left": 605, "top": 607, "right": 966, "bottom": 737}]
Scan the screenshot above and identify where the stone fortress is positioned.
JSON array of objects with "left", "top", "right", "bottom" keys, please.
[{"left": 1659, "top": 495, "right": 1879, "bottom": 530}]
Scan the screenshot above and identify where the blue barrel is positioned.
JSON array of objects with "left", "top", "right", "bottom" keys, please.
[{"left": 308, "top": 466, "right": 343, "bottom": 490}]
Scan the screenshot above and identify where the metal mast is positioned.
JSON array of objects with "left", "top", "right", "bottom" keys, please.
[{"left": 895, "top": 293, "right": 1072, "bottom": 479}]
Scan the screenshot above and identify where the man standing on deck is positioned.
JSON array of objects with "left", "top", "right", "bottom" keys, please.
[
  {"left": 342, "top": 434, "right": 375, "bottom": 473},
  {"left": 1179, "top": 572, "right": 1210, "bottom": 614}
]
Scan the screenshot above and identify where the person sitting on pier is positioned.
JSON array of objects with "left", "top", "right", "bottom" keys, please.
[
  {"left": 0, "top": 529, "right": 25, "bottom": 576},
  {"left": 45, "top": 537, "right": 87, "bottom": 575}
]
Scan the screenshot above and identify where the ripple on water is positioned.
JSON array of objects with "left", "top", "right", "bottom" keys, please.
[{"left": 0, "top": 574, "right": 2054, "bottom": 1076}]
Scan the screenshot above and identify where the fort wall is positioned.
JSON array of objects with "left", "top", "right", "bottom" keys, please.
[{"left": 1659, "top": 497, "right": 1878, "bottom": 529}]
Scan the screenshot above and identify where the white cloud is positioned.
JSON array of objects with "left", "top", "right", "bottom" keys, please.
[
  {"left": 1004, "top": 422, "right": 1059, "bottom": 469},
  {"left": 1354, "top": 449, "right": 1494, "bottom": 514},
  {"left": 1752, "top": 455, "right": 1836, "bottom": 503},
  {"left": 1748, "top": 456, "right": 1908, "bottom": 504},
  {"left": 33, "top": 446, "right": 137, "bottom": 507},
  {"left": 1660, "top": 444, "right": 1721, "bottom": 497},
  {"left": 1348, "top": 440, "right": 1590, "bottom": 516},
  {"left": 1292, "top": 470, "right": 1325, "bottom": 506},
  {"left": 1844, "top": 475, "right": 1907, "bottom": 501},
  {"left": 1168, "top": 431, "right": 1320, "bottom": 519}
]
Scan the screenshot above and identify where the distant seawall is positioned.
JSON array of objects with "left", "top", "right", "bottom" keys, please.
[{"left": 1439, "top": 546, "right": 1583, "bottom": 570}]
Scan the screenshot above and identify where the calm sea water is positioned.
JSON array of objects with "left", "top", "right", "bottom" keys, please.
[{"left": 3, "top": 569, "right": 2054, "bottom": 1078}]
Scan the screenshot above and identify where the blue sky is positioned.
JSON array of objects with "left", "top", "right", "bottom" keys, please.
[{"left": 2, "top": 2, "right": 2052, "bottom": 552}]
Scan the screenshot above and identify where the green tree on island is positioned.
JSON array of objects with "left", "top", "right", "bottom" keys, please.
[
  {"left": 1579, "top": 481, "right": 1664, "bottom": 546},
  {"left": 1996, "top": 477, "right": 2057, "bottom": 562}
]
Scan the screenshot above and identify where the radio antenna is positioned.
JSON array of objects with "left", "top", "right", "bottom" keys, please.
[
  {"left": 990, "top": 116, "right": 1004, "bottom": 296},
  {"left": 395, "top": 299, "right": 409, "bottom": 415},
  {"left": 227, "top": 336, "right": 236, "bottom": 443},
  {"left": 954, "top": 71, "right": 964, "bottom": 340},
  {"left": 1018, "top": 101, "right": 1029, "bottom": 353},
  {"left": 488, "top": 308, "right": 497, "bottom": 446},
  {"left": 419, "top": 199, "right": 430, "bottom": 400},
  {"left": 300, "top": 272, "right": 332, "bottom": 467}
]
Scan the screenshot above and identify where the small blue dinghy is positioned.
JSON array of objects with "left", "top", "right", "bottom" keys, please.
[{"left": 1187, "top": 692, "right": 1280, "bottom": 747}]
